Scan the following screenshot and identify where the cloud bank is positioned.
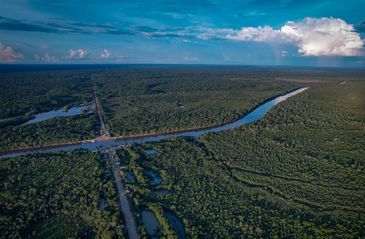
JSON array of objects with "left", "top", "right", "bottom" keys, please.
[
  {"left": 0, "top": 43, "right": 23, "bottom": 62},
  {"left": 211, "top": 17, "right": 364, "bottom": 56},
  {"left": 68, "top": 49, "right": 88, "bottom": 59},
  {"left": 1, "top": 16, "right": 363, "bottom": 60}
]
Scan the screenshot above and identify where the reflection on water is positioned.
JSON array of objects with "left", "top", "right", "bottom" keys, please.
[
  {"left": 143, "top": 149, "right": 158, "bottom": 156},
  {"left": 0, "top": 88, "right": 308, "bottom": 159},
  {"left": 98, "top": 198, "right": 107, "bottom": 210},
  {"left": 141, "top": 210, "right": 162, "bottom": 237},
  {"left": 125, "top": 171, "right": 136, "bottom": 183},
  {"left": 208, "top": 87, "right": 308, "bottom": 133},
  {"left": 24, "top": 105, "right": 93, "bottom": 125},
  {"left": 165, "top": 211, "right": 186, "bottom": 239},
  {"left": 145, "top": 169, "right": 162, "bottom": 186}
]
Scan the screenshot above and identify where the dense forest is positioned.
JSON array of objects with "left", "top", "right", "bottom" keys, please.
[
  {"left": 119, "top": 79, "right": 365, "bottom": 238},
  {"left": 0, "top": 113, "right": 100, "bottom": 151},
  {"left": 1, "top": 66, "right": 364, "bottom": 238},
  {"left": 92, "top": 67, "right": 302, "bottom": 136},
  {"left": 0, "top": 150, "right": 125, "bottom": 238},
  {"left": 0, "top": 70, "right": 99, "bottom": 151},
  {"left": 2, "top": 66, "right": 363, "bottom": 152},
  {"left": 115, "top": 148, "right": 180, "bottom": 239},
  {"left": 0, "top": 70, "right": 93, "bottom": 119}
]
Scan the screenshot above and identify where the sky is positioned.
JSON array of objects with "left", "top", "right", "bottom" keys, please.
[{"left": 0, "top": 0, "right": 365, "bottom": 66}]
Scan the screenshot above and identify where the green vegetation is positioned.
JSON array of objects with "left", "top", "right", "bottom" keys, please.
[
  {"left": 0, "top": 70, "right": 93, "bottom": 119},
  {"left": 3, "top": 66, "right": 358, "bottom": 152},
  {"left": 0, "top": 150, "right": 125, "bottom": 238},
  {"left": 0, "top": 70, "right": 99, "bottom": 151},
  {"left": 121, "top": 79, "right": 365, "bottom": 238},
  {"left": 116, "top": 148, "right": 178, "bottom": 239},
  {"left": 93, "top": 67, "right": 298, "bottom": 136},
  {"left": 1, "top": 66, "right": 364, "bottom": 238},
  {"left": 0, "top": 113, "right": 100, "bottom": 151}
]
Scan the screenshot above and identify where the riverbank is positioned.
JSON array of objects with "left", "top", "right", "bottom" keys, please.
[{"left": 0, "top": 87, "right": 308, "bottom": 158}]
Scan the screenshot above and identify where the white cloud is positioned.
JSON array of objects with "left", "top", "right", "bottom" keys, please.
[
  {"left": 281, "top": 18, "right": 363, "bottom": 56},
  {"left": 68, "top": 49, "right": 88, "bottom": 59},
  {"left": 226, "top": 26, "right": 283, "bottom": 42},
  {"left": 0, "top": 43, "right": 23, "bottom": 62},
  {"left": 78, "top": 49, "right": 88, "bottom": 58},
  {"left": 100, "top": 49, "right": 111, "bottom": 58},
  {"left": 201, "top": 17, "right": 364, "bottom": 56},
  {"left": 196, "top": 27, "right": 235, "bottom": 40}
]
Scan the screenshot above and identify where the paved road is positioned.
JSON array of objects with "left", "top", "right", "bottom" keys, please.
[
  {"left": 108, "top": 149, "right": 139, "bottom": 239},
  {"left": 1, "top": 88, "right": 308, "bottom": 160},
  {"left": 94, "top": 86, "right": 138, "bottom": 239},
  {"left": 93, "top": 87, "right": 110, "bottom": 137}
]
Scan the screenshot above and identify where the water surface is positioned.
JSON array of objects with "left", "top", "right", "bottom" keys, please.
[
  {"left": 0, "top": 88, "right": 308, "bottom": 158},
  {"left": 24, "top": 105, "right": 93, "bottom": 125},
  {"left": 141, "top": 210, "right": 162, "bottom": 237},
  {"left": 143, "top": 149, "right": 158, "bottom": 156},
  {"left": 98, "top": 198, "right": 107, "bottom": 210},
  {"left": 125, "top": 171, "right": 136, "bottom": 183},
  {"left": 165, "top": 211, "right": 186, "bottom": 239},
  {"left": 145, "top": 169, "right": 162, "bottom": 186}
]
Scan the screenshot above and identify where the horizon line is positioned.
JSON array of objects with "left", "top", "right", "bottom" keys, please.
[{"left": 0, "top": 63, "right": 364, "bottom": 70}]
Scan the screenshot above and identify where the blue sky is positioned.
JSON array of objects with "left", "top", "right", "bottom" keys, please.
[{"left": 0, "top": 0, "right": 364, "bottom": 66}]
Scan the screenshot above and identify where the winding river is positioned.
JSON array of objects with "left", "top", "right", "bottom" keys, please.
[{"left": 0, "top": 87, "right": 308, "bottom": 159}]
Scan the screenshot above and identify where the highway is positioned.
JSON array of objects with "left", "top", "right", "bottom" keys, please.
[
  {"left": 93, "top": 86, "right": 138, "bottom": 239},
  {"left": 93, "top": 86, "right": 110, "bottom": 137}
]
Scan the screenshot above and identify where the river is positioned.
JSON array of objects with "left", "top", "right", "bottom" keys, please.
[{"left": 0, "top": 87, "right": 308, "bottom": 158}]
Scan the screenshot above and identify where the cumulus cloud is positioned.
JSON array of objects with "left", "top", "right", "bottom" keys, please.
[
  {"left": 68, "top": 49, "right": 88, "bottom": 59},
  {"left": 100, "top": 49, "right": 111, "bottom": 58},
  {"left": 0, "top": 43, "right": 23, "bottom": 62},
  {"left": 226, "top": 26, "right": 283, "bottom": 42},
  {"left": 204, "top": 17, "right": 364, "bottom": 56},
  {"left": 281, "top": 18, "right": 363, "bottom": 56}
]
